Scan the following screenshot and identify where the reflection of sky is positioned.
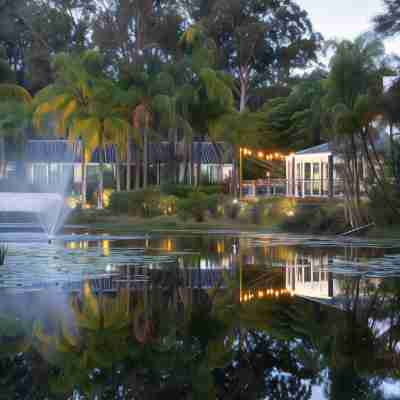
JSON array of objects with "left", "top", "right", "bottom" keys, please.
[
  {"left": 382, "top": 380, "right": 400, "bottom": 397},
  {"left": 310, "top": 384, "right": 326, "bottom": 400}
]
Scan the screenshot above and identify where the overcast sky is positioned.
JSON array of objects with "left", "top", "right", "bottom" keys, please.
[{"left": 298, "top": 0, "right": 400, "bottom": 55}]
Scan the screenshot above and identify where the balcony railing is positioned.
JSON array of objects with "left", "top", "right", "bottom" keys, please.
[{"left": 242, "top": 179, "right": 345, "bottom": 198}]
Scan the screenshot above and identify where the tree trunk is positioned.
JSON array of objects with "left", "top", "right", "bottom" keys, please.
[
  {"left": 239, "top": 66, "right": 248, "bottom": 113},
  {"left": 135, "top": 146, "right": 141, "bottom": 190},
  {"left": 389, "top": 123, "right": 397, "bottom": 181},
  {"left": 98, "top": 124, "right": 105, "bottom": 209},
  {"left": 126, "top": 134, "right": 132, "bottom": 191},
  {"left": 116, "top": 151, "right": 121, "bottom": 192},
  {"left": 143, "top": 128, "right": 148, "bottom": 188},
  {"left": 196, "top": 142, "right": 201, "bottom": 187},
  {"left": 190, "top": 140, "right": 194, "bottom": 186},
  {"left": 81, "top": 143, "right": 87, "bottom": 205}
]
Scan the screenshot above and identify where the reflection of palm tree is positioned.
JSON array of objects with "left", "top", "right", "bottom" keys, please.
[{"left": 33, "top": 282, "right": 136, "bottom": 396}]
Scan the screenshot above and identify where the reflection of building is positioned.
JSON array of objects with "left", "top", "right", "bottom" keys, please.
[{"left": 285, "top": 253, "right": 338, "bottom": 300}]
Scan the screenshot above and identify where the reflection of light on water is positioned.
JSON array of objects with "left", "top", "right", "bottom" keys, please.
[
  {"left": 68, "top": 242, "right": 77, "bottom": 250},
  {"left": 67, "top": 241, "right": 89, "bottom": 250},
  {"left": 103, "top": 240, "right": 110, "bottom": 256},
  {"left": 216, "top": 241, "right": 224, "bottom": 254},
  {"left": 162, "top": 239, "right": 174, "bottom": 252}
]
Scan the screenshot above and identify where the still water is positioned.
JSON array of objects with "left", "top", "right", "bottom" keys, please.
[{"left": 1, "top": 230, "right": 400, "bottom": 399}]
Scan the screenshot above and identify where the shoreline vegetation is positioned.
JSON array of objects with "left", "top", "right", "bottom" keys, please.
[
  {"left": 67, "top": 209, "right": 400, "bottom": 239},
  {"left": 67, "top": 186, "right": 398, "bottom": 238},
  {"left": 66, "top": 185, "right": 400, "bottom": 239}
]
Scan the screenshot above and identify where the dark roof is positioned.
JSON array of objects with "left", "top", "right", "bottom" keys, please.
[
  {"left": 8, "top": 140, "right": 232, "bottom": 164},
  {"left": 295, "top": 143, "right": 331, "bottom": 155},
  {"left": 24, "top": 140, "right": 81, "bottom": 162}
]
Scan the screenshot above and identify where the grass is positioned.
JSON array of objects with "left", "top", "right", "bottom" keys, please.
[
  {"left": 366, "top": 225, "right": 400, "bottom": 239},
  {"left": 66, "top": 210, "right": 281, "bottom": 234}
]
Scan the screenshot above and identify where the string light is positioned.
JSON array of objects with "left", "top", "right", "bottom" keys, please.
[
  {"left": 240, "top": 149, "right": 291, "bottom": 160},
  {"left": 240, "top": 288, "right": 293, "bottom": 303}
]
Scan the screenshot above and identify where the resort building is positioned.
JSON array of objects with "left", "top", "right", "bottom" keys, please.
[
  {"left": 285, "top": 143, "right": 339, "bottom": 198},
  {"left": 1, "top": 139, "right": 233, "bottom": 193}
]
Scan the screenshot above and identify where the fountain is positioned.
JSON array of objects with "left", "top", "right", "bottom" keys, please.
[{"left": 0, "top": 192, "right": 71, "bottom": 238}]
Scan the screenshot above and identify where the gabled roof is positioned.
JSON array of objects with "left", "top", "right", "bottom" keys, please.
[
  {"left": 7, "top": 139, "right": 233, "bottom": 164},
  {"left": 295, "top": 143, "right": 331, "bottom": 156}
]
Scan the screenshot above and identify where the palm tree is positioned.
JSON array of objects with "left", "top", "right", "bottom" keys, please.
[
  {"left": 323, "top": 34, "right": 389, "bottom": 227},
  {"left": 34, "top": 52, "right": 131, "bottom": 208}
]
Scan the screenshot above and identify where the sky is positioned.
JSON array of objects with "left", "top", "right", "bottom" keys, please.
[{"left": 298, "top": 0, "right": 400, "bottom": 56}]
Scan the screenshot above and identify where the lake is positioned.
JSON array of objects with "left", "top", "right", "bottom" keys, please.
[{"left": 1, "top": 229, "right": 400, "bottom": 399}]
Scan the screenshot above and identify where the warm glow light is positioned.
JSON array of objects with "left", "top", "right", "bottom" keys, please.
[
  {"left": 244, "top": 294, "right": 248, "bottom": 301},
  {"left": 248, "top": 150, "right": 252, "bottom": 156},
  {"left": 258, "top": 290, "right": 264, "bottom": 298},
  {"left": 102, "top": 240, "right": 110, "bottom": 256},
  {"left": 258, "top": 152, "right": 264, "bottom": 158},
  {"left": 163, "top": 239, "right": 174, "bottom": 252},
  {"left": 275, "top": 153, "right": 279, "bottom": 158}
]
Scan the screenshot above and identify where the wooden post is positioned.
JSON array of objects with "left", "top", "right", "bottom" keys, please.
[
  {"left": 328, "top": 155, "right": 334, "bottom": 198},
  {"left": 292, "top": 157, "right": 296, "bottom": 196},
  {"left": 126, "top": 135, "right": 132, "bottom": 191},
  {"left": 239, "top": 148, "right": 243, "bottom": 200}
]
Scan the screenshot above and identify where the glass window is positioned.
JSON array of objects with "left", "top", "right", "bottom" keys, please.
[
  {"left": 33, "top": 164, "right": 47, "bottom": 185},
  {"left": 304, "top": 163, "right": 311, "bottom": 179},
  {"left": 313, "top": 163, "right": 320, "bottom": 179},
  {"left": 296, "top": 163, "right": 301, "bottom": 178}
]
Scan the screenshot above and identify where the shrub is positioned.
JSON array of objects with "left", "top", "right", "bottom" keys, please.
[
  {"left": 177, "top": 191, "right": 209, "bottom": 222},
  {"left": 159, "top": 195, "right": 178, "bottom": 216},
  {"left": 161, "top": 184, "right": 194, "bottom": 199},
  {"left": 161, "top": 183, "right": 225, "bottom": 199},
  {"left": 109, "top": 191, "right": 131, "bottom": 214},
  {"left": 206, "top": 194, "right": 227, "bottom": 218},
  {"left": 251, "top": 199, "right": 272, "bottom": 225},
  {"left": 269, "top": 198, "right": 297, "bottom": 219},
  {"left": 281, "top": 202, "right": 347, "bottom": 234},
  {"left": 368, "top": 183, "right": 400, "bottom": 226},
  {"left": 109, "top": 188, "right": 177, "bottom": 218},
  {"left": 225, "top": 200, "right": 241, "bottom": 220}
]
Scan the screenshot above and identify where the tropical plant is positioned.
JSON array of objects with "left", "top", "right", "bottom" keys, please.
[
  {"left": 34, "top": 52, "right": 131, "bottom": 208},
  {"left": 322, "top": 34, "right": 390, "bottom": 228}
]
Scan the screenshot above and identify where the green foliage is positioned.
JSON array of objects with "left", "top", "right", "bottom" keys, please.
[
  {"left": 260, "top": 79, "right": 326, "bottom": 151},
  {"left": 281, "top": 202, "right": 347, "bottom": 234},
  {"left": 177, "top": 191, "right": 209, "bottom": 222},
  {"left": 109, "top": 189, "right": 177, "bottom": 218},
  {"left": 368, "top": 183, "right": 400, "bottom": 226},
  {"left": 161, "top": 183, "right": 224, "bottom": 198}
]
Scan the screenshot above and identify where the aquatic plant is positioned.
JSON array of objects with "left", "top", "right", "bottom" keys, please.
[{"left": 0, "top": 245, "right": 7, "bottom": 266}]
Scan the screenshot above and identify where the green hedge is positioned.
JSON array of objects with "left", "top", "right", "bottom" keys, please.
[
  {"left": 161, "top": 183, "right": 225, "bottom": 198},
  {"left": 109, "top": 188, "right": 177, "bottom": 218}
]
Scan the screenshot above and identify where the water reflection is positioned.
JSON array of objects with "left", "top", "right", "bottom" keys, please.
[{"left": 1, "top": 233, "right": 400, "bottom": 398}]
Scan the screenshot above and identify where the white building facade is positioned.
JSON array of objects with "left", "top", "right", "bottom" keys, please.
[{"left": 286, "top": 143, "right": 343, "bottom": 198}]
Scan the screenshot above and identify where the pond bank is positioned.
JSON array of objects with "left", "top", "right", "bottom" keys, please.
[{"left": 66, "top": 208, "right": 400, "bottom": 239}]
